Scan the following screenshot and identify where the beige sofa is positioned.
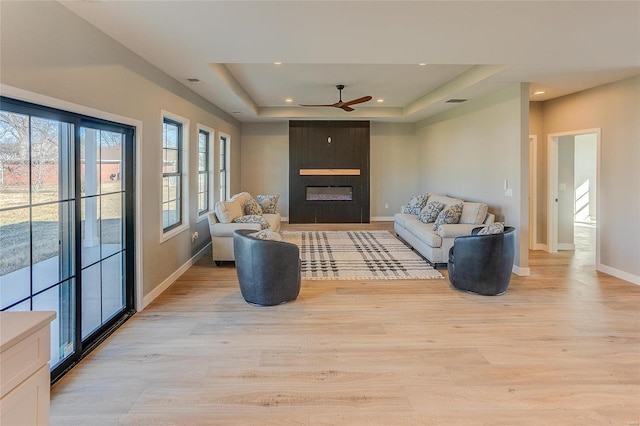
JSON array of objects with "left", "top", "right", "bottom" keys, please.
[
  {"left": 207, "top": 192, "right": 281, "bottom": 263},
  {"left": 394, "top": 193, "right": 494, "bottom": 266}
]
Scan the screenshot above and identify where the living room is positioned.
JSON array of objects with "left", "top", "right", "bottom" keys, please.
[{"left": 1, "top": 1, "right": 638, "bottom": 424}]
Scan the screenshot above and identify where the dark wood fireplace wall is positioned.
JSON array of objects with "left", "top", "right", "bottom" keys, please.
[{"left": 289, "top": 120, "right": 370, "bottom": 223}]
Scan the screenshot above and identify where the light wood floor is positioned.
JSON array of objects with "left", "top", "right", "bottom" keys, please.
[{"left": 50, "top": 222, "right": 640, "bottom": 425}]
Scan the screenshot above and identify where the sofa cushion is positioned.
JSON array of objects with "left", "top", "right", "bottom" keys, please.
[
  {"left": 437, "top": 223, "right": 485, "bottom": 239},
  {"left": 460, "top": 202, "right": 488, "bottom": 225},
  {"left": 394, "top": 212, "right": 420, "bottom": 228},
  {"left": 426, "top": 194, "right": 463, "bottom": 210},
  {"left": 403, "top": 193, "right": 430, "bottom": 215},
  {"left": 257, "top": 194, "right": 280, "bottom": 214},
  {"left": 215, "top": 199, "right": 244, "bottom": 223},
  {"left": 477, "top": 222, "right": 505, "bottom": 235},
  {"left": 244, "top": 197, "right": 263, "bottom": 216},
  {"left": 262, "top": 213, "right": 282, "bottom": 232},
  {"left": 433, "top": 203, "right": 463, "bottom": 231},
  {"left": 250, "top": 229, "right": 283, "bottom": 241},
  {"left": 408, "top": 222, "right": 442, "bottom": 248},
  {"left": 418, "top": 200, "right": 444, "bottom": 224},
  {"left": 231, "top": 192, "right": 252, "bottom": 206},
  {"left": 233, "top": 214, "right": 270, "bottom": 229}
]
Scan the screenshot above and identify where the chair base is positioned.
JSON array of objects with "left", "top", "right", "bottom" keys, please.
[
  {"left": 449, "top": 283, "right": 506, "bottom": 296},
  {"left": 244, "top": 298, "right": 294, "bottom": 307}
]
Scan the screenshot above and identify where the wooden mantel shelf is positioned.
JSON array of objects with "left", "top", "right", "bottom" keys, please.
[{"left": 299, "top": 169, "right": 361, "bottom": 176}]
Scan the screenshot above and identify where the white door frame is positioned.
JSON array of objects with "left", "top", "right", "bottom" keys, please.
[
  {"left": 529, "top": 135, "right": 537, "bottom": 250},
  {"left": 547, "top": 129, "right": 601, "bottom": 266}
]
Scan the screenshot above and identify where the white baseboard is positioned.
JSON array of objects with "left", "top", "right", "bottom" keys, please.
[
  {"left": 534, "top": 243, "right": 549, "bottom": 251},
  {"left": 371, "top": 216, "right": 394, "bottom": 221},
  {"left": 557, "top": 243, "right": 575, "bottom": 251},
  {"left": 597, "top": 263, "right": 640, "bottom": 286},
  {"left": 512, "top": 265, "right": 531, "bottom": 276},
  {"left": 140, "top": 242, "right": 212, "bottom": 310}
]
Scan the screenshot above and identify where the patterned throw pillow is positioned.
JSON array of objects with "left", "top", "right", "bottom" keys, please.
[
  {"left": 257, "top": 194, "right": 280, "bottom": 214},
  {"left": 433, "top": 203, "right": 463, "bottom": 231},
  {"left": 244, "top": 197, "right": 263, "bottom": 216},
  {"left": 404, "top": 194, "right": 429, "bottom": 215},
  {"left": 233, "top": 215, "right": 270, "bottom": 230},
  {"left": 477, "top": 222, "right": 505, "bottom": 235},
  {"left": 418, "top": 201, "right": 444, "bottom": 224},
  {"left": 250, "top": 229, "right": 283, "bottom": 241}
]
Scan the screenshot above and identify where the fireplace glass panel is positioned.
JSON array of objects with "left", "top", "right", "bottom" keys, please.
[{"left": 306, "top": 186, "right": 353, "bottom": 201}]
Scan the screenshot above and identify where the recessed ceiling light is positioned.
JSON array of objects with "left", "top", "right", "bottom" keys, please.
[
  {"left": 418, "top": 63, "right": 427, "bottom": 66},
  {"left": 274, "top": 61, "right": 282, "bottom": 65},
  {"left": 533, "top": 91, "right": 545, "bottom": 95},
  {"left": 376, "top": 99, "right": 384, "bottom": 103},
  {"left": 285, "top": 98, "right": 293, "bottom": 103}
]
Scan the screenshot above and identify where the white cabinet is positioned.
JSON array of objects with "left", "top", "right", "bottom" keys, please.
[{"left": 1, "top": 311, "right": 56, "bottom": 426}]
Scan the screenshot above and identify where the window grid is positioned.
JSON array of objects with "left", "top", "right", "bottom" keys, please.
[
  {"left": 162, "top": 118, "right": 182, "bottom": 231},
  {"left": 219, "top": 135, "right": 229, "bottom": 201},
  {"left": 197, "top": 129, "right": 210, "bottom": 215}
]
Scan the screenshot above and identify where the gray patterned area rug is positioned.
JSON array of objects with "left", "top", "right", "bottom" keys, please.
[{"left": 282, "top": 230, "right": 444, "bottom": 280}]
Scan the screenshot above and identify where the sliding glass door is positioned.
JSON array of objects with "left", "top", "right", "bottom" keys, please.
[{"left": 0, "top": 97, "right": 135, "bottom": 381}]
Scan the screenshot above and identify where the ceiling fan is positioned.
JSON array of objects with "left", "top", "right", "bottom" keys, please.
[{"left": 300, "top": 84, "right": 372, "bottom": 112}]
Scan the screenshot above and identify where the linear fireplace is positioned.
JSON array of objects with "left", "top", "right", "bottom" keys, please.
[
  {"left": 289, "top": 120, "right": 370, "bottom": 223},
  {"left": 306, "top": 186, "right": 353, "bottom": 201}
]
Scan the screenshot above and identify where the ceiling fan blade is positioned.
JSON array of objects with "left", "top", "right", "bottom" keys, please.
[
  {"left": 340, "top": 105, "right": 355, "bottom": 112},
  {"left": 342, "top": 96, "right": 373, "bottom": 107},
  {"left": 299, "top": 104, "right": 335, "bottom": 107}
]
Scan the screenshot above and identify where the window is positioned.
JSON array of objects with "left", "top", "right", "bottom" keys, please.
[
  {"left": 197, "top": 128, "right": 212, "bottom": 216},
  {"left": 162, "top": 117, "right": 184, "bottom": 232},
  {"left": 219, "top": 134, "right": 230, "bottom": 201}
]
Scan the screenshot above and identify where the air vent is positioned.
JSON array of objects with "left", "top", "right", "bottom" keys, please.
[
  {"left": 186, "top": 78, "right": 204, "bottom": 85},
  {"left": 446, "top": 98, "right": 468, "bottom": 103}
]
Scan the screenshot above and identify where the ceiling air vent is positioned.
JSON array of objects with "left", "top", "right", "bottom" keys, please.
[
  {"left": 186, "top": 78, "right": 204, "bottom": 85},
  {"left": 445, "top": 98, "right": 468, "bottom": 103}
]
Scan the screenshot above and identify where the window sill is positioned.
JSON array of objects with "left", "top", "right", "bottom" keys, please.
[{"left": 160, "top": 223, "right": 189, "bottom": 244}]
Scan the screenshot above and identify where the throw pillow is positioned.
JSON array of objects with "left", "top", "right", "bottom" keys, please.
[
  {"left": 244, "top": 197, "right": 263, "bottom": 216},
  {"left": 418, "top": 201, "right": 444, "bottom": 224},
  {"left": 233, "top": 215, "right": 270, "bottom": 230},
  {"left": 460, "top": 202, "right": 489, "bottom": 225},
  {"left": 257, "top": 194, "right": 280, "bottom": 214},
  {"left": 477, "top": 222, "right": 505, "bottom": 235},
  {"left": 404, "top": 194, "right": 429, "bottom": 215},
  {"left": 214, "top": 199, "right": 243, "bottom": 223},
  {"left": 433, "top": 203, "right": 463, "bottom": 231},
  {"left": 250, "top": 229, "right": 283, "bottom": 241}
]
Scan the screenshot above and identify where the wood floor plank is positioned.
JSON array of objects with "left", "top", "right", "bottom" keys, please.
[{"left": 50, "top": 222, "right": 640, "bottom": 425}]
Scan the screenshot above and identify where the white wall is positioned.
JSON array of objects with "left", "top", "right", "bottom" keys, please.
[
  {"left": 558, "top": 136, "right": 575, "bottom": 247},
  {"left": 370, "top": 122, "right": 420, "bottom": 218},
  {"left": 240, "top": 122, "right": 290, "bottom": 217},
  {"left": 240, "top": 121, "right": 420, "bottom": 220},
  {"left": 541, "top": 76, "right": 640, "bottom": 281},
  {"left": 0, "top": 2, "right": 241, "bottom": 302},
  {"left": 574, "top": 133, "right": 597, "bottom": 221},
  {"left": 415, "top": 83, "right": 530, "bottom": 272}
]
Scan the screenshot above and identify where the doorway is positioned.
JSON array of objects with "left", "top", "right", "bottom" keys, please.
[
  {"left": 0, "top": 97, "right": 136, "bottom": 382},
  {"left": 547, "top": 129, "right": 600, "bottom": 266}
]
